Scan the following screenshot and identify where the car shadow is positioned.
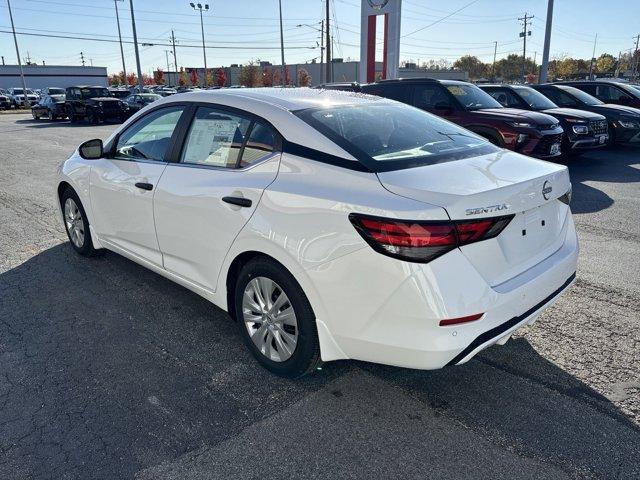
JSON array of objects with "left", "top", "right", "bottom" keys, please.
[
  {"left": 13, "top": 118, "right": 124, "bottom": 128},
  {"left": 1, "top": 243, "right": 638, "bottom": 479},
  {"left": 562, "top": 145, "right": 640, "bottom": 214}
]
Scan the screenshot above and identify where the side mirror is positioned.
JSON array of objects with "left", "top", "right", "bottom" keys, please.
[{"left": 78, "top": 139, "right": 103, "bottom": 160}]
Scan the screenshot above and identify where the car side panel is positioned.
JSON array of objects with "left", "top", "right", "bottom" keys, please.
[{"left": 211, "top": 153, "right": 450, "bottom": 360}]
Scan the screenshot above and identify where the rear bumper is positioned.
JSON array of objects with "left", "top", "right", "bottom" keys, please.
[{"left": 306, "top": 210, "right": 579, "bottom": 370}]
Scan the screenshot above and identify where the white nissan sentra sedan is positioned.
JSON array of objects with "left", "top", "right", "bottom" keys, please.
[{"left": 56, "top": 88, "right": 578, "bottom": 377}]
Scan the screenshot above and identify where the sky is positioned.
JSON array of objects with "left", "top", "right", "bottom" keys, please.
[{"left": 1, "top": 0, "right": 639, "bottom": 76}]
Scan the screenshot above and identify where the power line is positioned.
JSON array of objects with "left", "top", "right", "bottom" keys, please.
[
  {"left": 400, "top": 0, "right": 481, "bottom": 38},
  {"left": 0, "top": 29, "right": 318, "bottom": 50}
]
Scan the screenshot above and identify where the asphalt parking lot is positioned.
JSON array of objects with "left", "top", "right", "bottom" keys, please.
[{"left": 0, "top": 113, "right": 639, "bottom": 479}]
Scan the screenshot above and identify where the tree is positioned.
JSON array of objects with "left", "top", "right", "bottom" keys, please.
[
  {"left": 596, "top": 53, "right": 615, "bottom": 74},
  {"left": 215, "top": 68, "right": 227, "bottom": 87},
  {"left": 272, "top": 68, "right": 282, "bottom": 86},
  {"left": 297, "top": 67, "right": 311, "bottom": 87},
  {"left": 556, "top": 57, "right": 577, "bottom": 79},
  {"left": 262, "top": 67, "right": 274, "bottom": 87},
  {"left": 108, "top": 74, "right": 122, "bottom": 86},
  {"left": 154, "top": 68, "right": 165, "bottom": 85},
  {"left": 205, "top": 69, "right": 214, "bottom": 87},
  {"left": 238, "top": 61, "right": 262, "bottom": 87},
  {"left": 126, "top": 72, "right": 137, "bottom": 86},
  {"left": 189, "top": 69, "right": 198, "bottom": 86},
  {"left": 284, "top": 65, "right": 291, "bottom": 86},
  {"left": 453, "top": 55, "right": 487, "bottom": 80}
]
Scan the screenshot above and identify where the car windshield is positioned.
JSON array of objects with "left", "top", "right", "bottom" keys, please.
[
  {"left": 512, "top": 86, "right": 557, "bottom": 109},
  {"left": 81, "top": 88, "right": 111, "bottom": 98},
  {"left": 48, "top": 88, "right": 65, "bottom": 95},
  {"left": 295, "top": 102, "right": 498, "bottom": 172},
  {"left": 615, "top": 83, "right": 640, "bottom": 99},
  {"left": 13, "top": 89, "right": 34, "bottom": 95},
  {"left": 446, "top": 84, "right": 502, "bottom": 110},
  {"left": 560, "top": 86, "right": 603, "bottom": 105},
  {"left": 140, "top": 94, "right": 161, "bottom": 103}
]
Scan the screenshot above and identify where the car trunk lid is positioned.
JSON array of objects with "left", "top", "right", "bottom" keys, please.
[{"left": 376, "top": 150, "right": 571, "bottom": 286}]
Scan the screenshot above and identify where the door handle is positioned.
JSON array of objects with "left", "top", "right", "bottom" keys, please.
[
  {"left": 222, "top": 196, "right": 252, "bottom": 208},
  {"left": 135, "top": 182, "right": 153, "bottom": 191}
]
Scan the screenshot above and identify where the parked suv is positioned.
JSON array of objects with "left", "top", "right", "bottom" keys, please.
[
  {"left": 480, "top": 84, "right": 608, "bottom": 155},
  {"left": 559, "top": 81, "right": 640, "bottom": 109},
  {"left": 0, "top": 90, "right": 10, "bottom": 110},
  {"left": 65, "top": 86, "right": 129, "bottom": 124},
  {"left": 8, "top": 87, "right": 39, "bottom": 107},
  {"left": 321, "top": 78, "right": 565, "bottom": 159},
  {"left": 531, "top": 84, "right": 640, "bottom": 146}
]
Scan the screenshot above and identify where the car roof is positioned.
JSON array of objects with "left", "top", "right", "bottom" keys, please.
[
  {"left": 372, "top": 77, "right": 471, "bottom": 86},
  {"left": 172, "top": 87, "right": 388, "bottom": 111}
]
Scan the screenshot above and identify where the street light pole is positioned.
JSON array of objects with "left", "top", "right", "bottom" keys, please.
[
  {"left": 190, "top": 3, "right": 209, "bottom": 87},
  {"left": 278, "top": 0, "right": 286, "bottom": 86},
  {"left": 129, "top": 0, "right": 144, "bottom": 90},
  {"left": 114, "top": 0, "right": 127, "bottom": 85},
  {"left": 7, "top": 0, "right": 28, "bottom": 98}
]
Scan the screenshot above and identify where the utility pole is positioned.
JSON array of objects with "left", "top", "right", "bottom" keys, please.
[
  {"left": 170, "top": 30, "right": 178, "bottom": 73},
  {"left": 325, "top": 0, "right": 331, "bottom": 83},
  {"left": 129, "top": 0, "right": 144, "bottom": 90},
  {"left": 491, "top": 41, "right": 497, "bottom": 80},
  {"left": 80, "top": 51, "right": 85, "bottom": 66},
  {"left": 588, "top": 34, "right": 598, "bottom": 80},
  {"left": 190, "top": 3, "right": 209, "bottom": 87},
  {"left": 320, "top": 20, "right": 325, "bottom": 84},
  {"left": 539, "top": 0, "right": 553, "bottom": 83},
  {"left": 519, "top": 12, "right": 533, "bottom": 82},
  {"left": 7, "top": 0, "right": 28, "bottom": 96},
  {"left": 114, "top": 0, "right": 127, "bottom": 84},
  {"left": 278, "top": 0, "right": 285, "bottom": 85},
  {"left": 632, "top": 34, "right": 640, "bottom": 82}
]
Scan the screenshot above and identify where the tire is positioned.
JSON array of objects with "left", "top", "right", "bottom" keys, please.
[
  {"left": 32, "top": 110, "right": 39, "bottom": 120},
  {"left": 88, "top": 111, "right": 98, "bottom": 124},
  {"left": 69, "top": 110, "right": 78, "bottom": 123},
  {"left": 61, "top": 188, "right": 99, "bottom": 257},
  {"left": 234, "top": 257, "right": 321, "bottom": 378},
  {"left": 46, "top": 110, "right": 53, "bottom": 121}
]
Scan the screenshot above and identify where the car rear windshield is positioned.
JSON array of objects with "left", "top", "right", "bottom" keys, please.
[
  {"left": 446, "top": 84, "right": 503, "bottom": 110},
  {"left": 295, "top": 102, "right": 498, "bottom": 172},
  {"left": 48, "top": 88, "right": 65, "bottom": 95},
  {"left": 560, "top": 86, "right": 603, "bottom": 105},
  {"left": 81, "top": 88, "right": 111, "bottom": 98},
  {"left": 512, "top": 86, "right": 557, "bottom": 109}
]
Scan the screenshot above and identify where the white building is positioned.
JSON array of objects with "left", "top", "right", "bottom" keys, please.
[{"left": 0, "top": 65, "right": 108, "bottom": 90}]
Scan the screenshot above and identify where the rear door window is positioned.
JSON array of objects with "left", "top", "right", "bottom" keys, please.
[
  {"left": 240, "top": 121, "right": 276, "bottom": 167},
  {"left": 412, "top": 84, "right": 453, "bottom": 109}
]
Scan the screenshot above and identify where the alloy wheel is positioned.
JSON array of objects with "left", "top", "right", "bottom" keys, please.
[
  {"left": 64, "top": 198, "right": 85, "bottom": 248},
  {"left": 242, "top": 276, "right": 298, "bottom": 362}
]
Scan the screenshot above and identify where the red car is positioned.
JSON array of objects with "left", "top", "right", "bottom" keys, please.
[{"left": 318, "top": 79, "right": 565, "bottom": 159}]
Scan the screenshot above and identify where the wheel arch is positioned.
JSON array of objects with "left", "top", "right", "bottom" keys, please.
[{"left": 466, "top": 125, "right": 505, "bottom": 146}]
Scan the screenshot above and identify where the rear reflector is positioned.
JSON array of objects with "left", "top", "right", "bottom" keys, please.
[
  {"left": 439, "top": 313, "right": 484, "bottom": 326},
  {"left": 349, "top": 213, "right": 514, "bottom": 263}
]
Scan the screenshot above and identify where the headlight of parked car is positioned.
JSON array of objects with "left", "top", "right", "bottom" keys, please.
[
  {"left": 618, "top": 119, "right": 640, "bottom": 129},
  {"left": 572, "top": 125, "right": 589, "bottom": 134}
]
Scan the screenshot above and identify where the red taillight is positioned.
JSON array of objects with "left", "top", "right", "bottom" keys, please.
[
  {"left": 439, "top": 313, "right": 484, "bottom": 326},
  {"left": 349, "top": 213, "right": 513, "bottom": 263}
]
